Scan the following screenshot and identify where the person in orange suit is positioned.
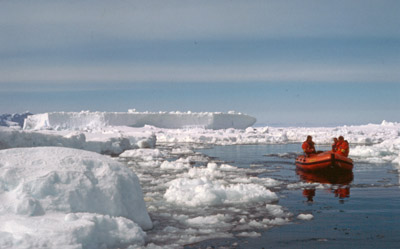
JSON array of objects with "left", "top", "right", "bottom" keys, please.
[
  {"left": 302, "top": 135, "right": 316, "bottom": 156},
  {"left": 343, "top": 140, "right": 350, "bottom": 157},
  {"left": 336, "top": 136, "right": 349, "bottom": 157},
  {"left": 331, "top": 137, "right": 338, "bottom": 152}
]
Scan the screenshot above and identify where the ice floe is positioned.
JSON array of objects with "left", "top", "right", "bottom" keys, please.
[
  {"left": 164, "top": 177, "right": 278, "bottom": 207},
  {"left": 0, "top": 126, "right": 156, "bottom": 155},
  {"left": 297, "top": 214, "right": 314, "bottom": 220},
  {"left": 0, "top": 147, "right": 151, "bottom": 248}
]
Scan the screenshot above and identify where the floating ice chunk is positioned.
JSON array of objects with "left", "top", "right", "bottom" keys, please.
[
  {"left": 265, "top": 204, "right": 286, "bottom": 218},
  {"left": 186, "top": 163, "right": 225, "bottom": 179},
  {"left": 119, "top": 148, "right": 165, "bottom": 159},
  {"left": 185, "top": 214, "right": 232, "bottom": 228},
  {"left": 160, "top": 158, "right": 191, "bottom": 170},
  {"left": 171, "top": 147, "right": 195, "bottom": 155},
  {"left": 137, "top": 160, "right": 163, "bottom": 168},
  {"left": 248, "top": 219, "right": 267, "bottom": 228},
  {"left": 186, "top": 154, "right": 210, "bottom": 163},
  {"left": 164, "top": 177, "right": 278, "bottom": 207},
  {"left": 262, "top": 217, "right": 290, "bottom": 225},
  {"left": 219, "top": 164, "right": 237, "bottom": 170},
  {"left": 249, "top": 177, "right": 282, "bottom": 187},
  {"left": 236, "top": 231, "right": 261, "bottom": 237},
  {"left": 297, "top": 214, "right": 314, "bottom": 220}
]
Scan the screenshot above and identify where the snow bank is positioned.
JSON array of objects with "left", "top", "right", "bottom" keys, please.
[
  {"left": 23, "top": 111, "right": 257, "bottom": 130},
  {"left": 0, "top": 147, "right": 152, "bottom": 248}
]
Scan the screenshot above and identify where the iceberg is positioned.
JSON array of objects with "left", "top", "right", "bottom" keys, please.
[{"left": 23, "top": 111, "right": 257, "bottom": 130}]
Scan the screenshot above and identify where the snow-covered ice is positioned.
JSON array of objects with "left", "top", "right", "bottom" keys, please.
[
  {"left": 0, "top": 126, "right": 156, "bottom": 155},
  {"left": 164, "top": 176, "right": 278, "bottom": 207},
  {"left": 0, "top": 147, "right": 151, "bottom": 249}
]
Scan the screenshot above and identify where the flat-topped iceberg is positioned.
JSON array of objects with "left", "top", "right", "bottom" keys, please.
[{"left": 23, "top": 110, "right": 257, "bottom": 130}]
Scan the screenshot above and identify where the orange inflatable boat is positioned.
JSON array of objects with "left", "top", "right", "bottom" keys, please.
[{"left": 295, "top": 151, "right": 353, "bottom": 171}]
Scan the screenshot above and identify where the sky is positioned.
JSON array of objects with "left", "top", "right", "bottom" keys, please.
[{"left": 1, "top": 0, "right": 399, "bottom": 126}]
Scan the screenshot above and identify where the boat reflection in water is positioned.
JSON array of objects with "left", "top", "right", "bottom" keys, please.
[{"left": 296, "top": 169, "right": 354, "bottom": 203}]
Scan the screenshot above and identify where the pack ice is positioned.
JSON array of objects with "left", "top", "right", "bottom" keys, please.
[
  {"left": 1, "top": 110, "right": 400, "bottom": 248},
  {"left": 0, "top": 147, "right": 152, "bottom": 249}
]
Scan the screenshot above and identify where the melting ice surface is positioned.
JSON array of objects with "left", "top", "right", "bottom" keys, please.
[{"left": 0, "top": 112, "right": 400, "bottom": 248}]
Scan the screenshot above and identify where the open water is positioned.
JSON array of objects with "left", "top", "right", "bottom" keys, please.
[{"left": 187, "top": 144, "right": 400, "bottom": 249}]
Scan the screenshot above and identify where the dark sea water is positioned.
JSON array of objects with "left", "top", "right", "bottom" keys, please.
[{"left": 188, "top": 144, "right": 400, "bottom": 249}]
